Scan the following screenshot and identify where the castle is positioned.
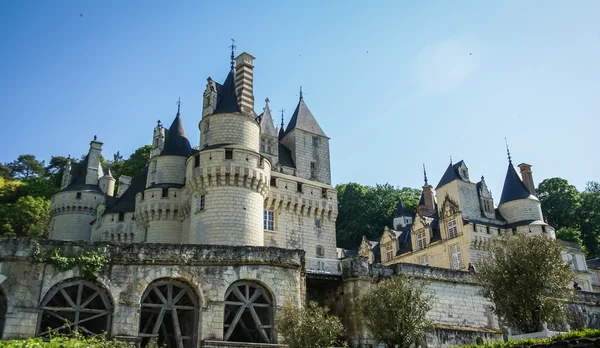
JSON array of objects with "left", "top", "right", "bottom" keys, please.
[
  {"left": 1, "top": 49, "right": 600, "bottom": 348},
  {"left": 355, "top": 158, "right": 594, "bottom": 292},
  {"left": 49, "top": 51, "right": 337, "bottom": 261}
]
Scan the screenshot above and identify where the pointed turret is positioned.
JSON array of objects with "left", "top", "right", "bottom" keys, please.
[
  {"left": 393, "top": 197, "right": 413, "bottom": 230},
  {"left": 99, "top": 166, "right": 116, "bottom": 197},
  {"left": 259, "top": 98, "right": 278, "bottom": 137},
  {"left": 212, "top": 71, "right": 241, "bottom": 115},
  {"left": 160, "top": 105, "right": 193, "bottom": 158},
  {"left": 498, "top": 157, "right": 543, "bottom": 224},
  {"left": 499, "top": 162, "right": 532, "bottom": 205},
  {"left": 418, "top": 164, "right": 436, "bottom": 217},
  {"left": 283, "top": 95, "right": 327, "bottom": 137},
  {"left": 436, "top": 160, "right": 469, "bottom": 189}
]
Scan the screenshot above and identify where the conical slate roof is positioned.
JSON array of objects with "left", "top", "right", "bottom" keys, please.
[
  {"left": 213, "top": 70, "right": 241, "bottom": 115},
  {"left": 105, "top": 165, "right": 148, "bottom": 214},
  {"left": 160, "top": 112, "right": 193, "bottom": 157},
  {"left": 394, "top": 197, "right": 413, "bottom": 217},
  {"left": 283, "top": 98, "right": 326, "bottom": 137},
  {"left": 499, "top": 162, "right": 532, "bottom": 205}
]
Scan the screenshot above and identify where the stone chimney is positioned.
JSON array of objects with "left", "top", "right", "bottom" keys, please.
[
  {"left": 234, "top": 52, "right": 255, "bottom": 114},
  {"left": 518, "top": 163, "right": 537, "bottom": 196},
  {"left": 85, "top": 137, "right": 103, "bottom": 185},
  {"left": 117, "top": 175, "right": 132, "bottom": 197},
  {"left": 419, "top": 185, "right": 436, "bottom": 216},
  {"left": 99, "top": 168, "right": 116, "bottom": 197}
]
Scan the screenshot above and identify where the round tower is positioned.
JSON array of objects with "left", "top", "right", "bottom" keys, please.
[
  {"left": 188, "top": 64, "right": 270, "bottom": 246},
  {"left": 49, "top": 138, "right": 105, "bottom": 241},
  {"left": 136, "top": 104, "right": 193, "bottom": 243}
]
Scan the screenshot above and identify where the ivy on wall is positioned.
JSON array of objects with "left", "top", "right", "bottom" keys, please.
[{"left": 32, "top": 242, "right": 108, "bottom": 278}]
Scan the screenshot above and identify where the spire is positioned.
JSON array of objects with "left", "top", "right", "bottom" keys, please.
[
  {"left": 450, "top": 155, "right": 453, "bottom": 165},
  {"left": 423, "top": 163, "right": 429, "bottom": 186},
  {"left": 259, "top": 98, "right": 277, "bottom": 137},
  {"left": 499, "top": 161, "right": 532, "bottom": 205},
  {"left": 177, "top": 97, "right": 181, "bottom": 115},
  {"left": 279, "top": 108, "right": 285, "bottom": 138},
  {"left": 299, "top": 86, "right": 303, "bottom": 100},
  {"left": 106, "top": 166, "right": 113, "bottom": 178},
  {"left": 505, "top": 137, "right": 512, "bottom": 163},
  {"left": 283, "top": 95, "right": 327, "bottom": 137},
  {"left": 160, "top": 101, "right": 193, "bottom": 157},
  {"left": 229, "top": 39, "right": 236, "bottom": 71}
]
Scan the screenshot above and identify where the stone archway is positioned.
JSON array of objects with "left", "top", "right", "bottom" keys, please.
[
  {"left": 138, "top": 279, "right": 199, "bottom": 348},
  {"left": 37, "top": 279, "right": 113, "bottom": 337},
  {"left": 223, "top": 281, "right": 274, "bottom": 343}
]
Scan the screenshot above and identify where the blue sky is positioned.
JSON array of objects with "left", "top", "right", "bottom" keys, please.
[{"left": 1, "top": 1, "right": 598, "bottom": 199}]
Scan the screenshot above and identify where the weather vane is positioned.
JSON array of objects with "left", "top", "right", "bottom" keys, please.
[
  {"left": 505, "top": 137, "right": 512, "bottom": 163},
  {"left": 280, "top": 108, "right": 285, "bottom": 129},
  {"left": 177, "top": 97, "right": 181, "bottom": 113},
  {"left": 229, "top": 39, "right": 236, "bottom": 70}
]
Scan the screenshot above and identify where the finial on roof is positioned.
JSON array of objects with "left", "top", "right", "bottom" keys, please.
[
  {"left": 177, "top": 97, "right": 181, "bottom": 114},
  {"left": 94, "top": 135, "right": 97, "bottom": 141},
  {"left": 423, "top": 163, "right": 429, "bottom": 186},
  {"left": 505, "top": 137, "right": 512, "bottom": 163},
  {"left": 157, "top": 119, "right": 161, "bottom": 127},
  {"left": 450, "top": 155, "right": 453, "bottom": 165},
  {"left": 265, "top": 97, "right": 270, "bottom": 105},
  {"left": 280, "top": 108, "right": 285, "bottom": 129},
  {"left": 229, "top": 38, "right": 236, "bottom": 71},
  {"left": 299, "top": 86, "right": 303, "bottom": 100}
]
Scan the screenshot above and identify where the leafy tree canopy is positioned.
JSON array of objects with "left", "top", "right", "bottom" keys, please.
[
  {"left": 356, "top": 275, "right": 432, "bottom": 348},
  {"left": 276, "top": 301, "right": 345, "bottom": 348},
  {"left": 537, "top": 178, "right": 581, "bottom": 230},
  {"left": 1, "top": 195, "right": 50, "bottom": 238},
  {"left": 6, "top": 154, "right": 45, "bottom": 180},
  {"left": 476, "top": 234, "right": 574, "bottom": 333},
  {"left": 580, "top": 181, "right": 600, "bottom": 258},
  {"left": 336, "top": 182, "right": 420, "bottom": 249}
]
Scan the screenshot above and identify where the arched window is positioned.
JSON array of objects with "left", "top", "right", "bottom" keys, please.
[
  {"left": 37, "top": 279, "right": 112, "bottom": 337},
  {"left": 139, "top": 279, "right": 199, "bottom": 348},
  {"left": 224, "top": 281, "right": 274, "bottom": 343}
]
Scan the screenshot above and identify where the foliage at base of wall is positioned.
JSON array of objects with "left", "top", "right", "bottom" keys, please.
[
  {"left": 0, "top": 334, "right": 135, "bottom": 348},
  {"left": 459, "top": 328, "right": 600, "bottom": 348},
  {"left": 32, "top": 242, "right": 108, "bottom": 278}
]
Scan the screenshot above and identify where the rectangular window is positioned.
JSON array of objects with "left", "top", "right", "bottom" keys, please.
[
  {"left": 264, "top": 210, "right": 275, "bottom": 231},
  {"left": 162, "top": 188, "right": 169, "bottom": 198},
  {"left": 225, "top": 149, "right": 233, "bottom": 159},
  {"left": 297, "top": 183, "right": 303, "bottom": 193},
  {"left": 312, "top": 136, "right": 319, "bottom": 146},
  {"left": 204, "top": 120, "right": 210, "bottom": 133},
  {"left": 152, "top": 160, "right": 157, "bottom": 173},
  {"left": 270, "top": 177, "right": 277, "bottom": 187},
  {"left": 419, "top": 255, "right": 428, "bottom": 266},
  {"left": 194, "top": 155, "right": 200, "bottom": 167},
  {"left": 385, "top": 244, "right": 393, "bottom": 262},
  {"left": 144, "top": 228, "right": 148, "bottom": 242},
  {"left": 315, "top": 218, "right": 321, "bottom": 229},
  {"left": 322, "top": 188, "right": 328, "bottom": 198},
  {"left": 260, "top": 144, "right": 266, "bottom": 152},
  {"left": 451, "top": 245, "right": 462, "bottom": 270},
  {"left": 199, "top": 195, "right": 205, "bottom": 211},
  {"left": 572, "top": 254, "right": 579, "bottom": 270},
  {"left": 76, "top": 192, "right": 82, "bottom": 199},
  {"left": 591, "top": 272, "right": 598, "bottom": 286},
  {"left": 118, "top": 212, "right": 125, "bottom": 222},
  {"left": 141, "top": 191, "right": 145, "bottom": 200},
  {"left": 448, "top": 220, "right": 458, "bottom": 239},
  {"left": 417, "top": 232, "right": 426, "bottom": 250},
  {"left": 267, "top": 146, "right": 272, "bottom": 154},
  {"left": 316, "top": 245, "right": 325, "bottom": 258},
  {"left": 310, "top": 162, "right": 316, "bottom": 179}
]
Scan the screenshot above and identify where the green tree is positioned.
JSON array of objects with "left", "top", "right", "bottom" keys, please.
[
  {"left": 536, "top": 178, "right": 581, "bottom": 230},
  {"left": 556, "top": 227, "right": 583, "bottom": 246},
  {"left": 0, "top": 164, "right": 12, "bottom": 179},
  {"left": 45, "top": 155, "right": 71, "bottom": 188},
  {"left": 276, "top": 301, "right": 345, "bottom": 348},
  {"left": 476, "top": 234, "right": 574, "bottom": 333},
  {"left": 1, "top": 196, "right": 51, "bottom": 238},
  {"left": 6, "top": 154, "right": 45, "bottom": 180},
  {"left": 336, "top": 182, "right": 420, "bottom": 249},
  {"left": 580, "top": 181, "right": 600, "bottom": 258},
  {"left": 356, "top": 275, "right": 432, "bottom": 348},
  {"left": 17, "top": 177, "right": 59, "bottom": 199},
  {"left": 0, "top": 177, "right": 22, "bottom": 204}
]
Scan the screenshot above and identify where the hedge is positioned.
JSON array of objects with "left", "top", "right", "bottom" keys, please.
[{"left": 459, "top": 328, "right": 600, "bottom": 348}]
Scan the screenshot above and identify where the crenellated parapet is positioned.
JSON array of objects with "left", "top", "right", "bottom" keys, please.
[
  {"left": 186, "top": 147, "right": 271, "bottom": 197},
  {"left": 135, "top": 189, "right": 189, "bottom": 225}
]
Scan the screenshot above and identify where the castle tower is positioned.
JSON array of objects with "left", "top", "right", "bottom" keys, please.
[
  {"left": 280, "top": 90, "right": 331, "bottom": 184},
  {"left": 49, "top": 137, "right": 106, "bottom": 241},
  {"left": 99, "top": 167, "right": 116, "bottom": 197},
  {"left": 137, "top": 104, "right": 193, "bottom": 243},
  {"left": 498, "top": 159, "right": 544, "bottom": 225},
  {"left": 150, "top": 120, "right": 166, "bottom": 159},
  {"left": 259, "top": 98, "right": 279, "bottom": 164},
  {"left": 187, "top": 55, "right": 270, "bottom": 246},
  {"left": 417, "top": 165, "right": 436, "bottom": 217}
]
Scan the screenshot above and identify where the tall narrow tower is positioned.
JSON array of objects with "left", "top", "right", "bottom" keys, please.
[{"left": 187, "top": 53, "right": 270, "bottom": 246}]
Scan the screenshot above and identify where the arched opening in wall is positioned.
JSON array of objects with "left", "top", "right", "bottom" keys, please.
[
  {"left": 0, "top": 287, "right": 7, "bottom": 338},
  {"left": 138, "top": 279, "right": 199, "bottom": 348},
  {"left": 37, "top": 279, "right": 113, "bottom": 337},
  {"left": 223, "top": 281, "right": 274, "bottom": 343}
]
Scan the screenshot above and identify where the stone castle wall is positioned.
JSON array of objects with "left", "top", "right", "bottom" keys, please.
[
  {"left": 147, "top": 156, "right": 186, "bottom": 186},
  {"left": 0, "top": 238, "right": 304, "bottom": 345},
  {"left": 199, "top": 113, "right": 260, "bottom": 150},
  {"left": 50, "top": 190, "right": 105, "bottom": 241}
]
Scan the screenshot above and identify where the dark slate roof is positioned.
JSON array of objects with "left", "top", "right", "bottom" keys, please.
[
  {"left": 160, "top": 113, "right": 193, "bottom": 157},
  {"left": 283, "top": 98, "right": 327, "bottom": 137},
  {"left": 397, "top": 226, "right": 413, "bottom": 255},
  {"left": 105, "top": 166, "right": 148, "bottom": 214},
  {"left": 499, "top": 162, "right": 532, "bottom": 205},
  {"left": 278, "top": 144, "right": 296, "bottom": 168},
  {"left": 212, "top": 70, "right": 241, "bottom": 115},
  {"left": 418, "top": 191, "right": 425, "bottom": 206},
  {"left": 60, "top": 154, "right": 103, "bottom": 193},
  {"left": 343, "top": 248, "right": 359, "bottom": 258},
  {"left": 435, "top": 161, "right": 465, "bottom": 189},
  {"left": 587, "top": 258, "right": 600, "bottom": 270},
  {"left": 394, "top": 197, "right": 413, "bottom": 217}
]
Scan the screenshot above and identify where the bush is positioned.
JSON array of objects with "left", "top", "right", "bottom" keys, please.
[
  {"left": 458, "top": 328, "right": 600, "bottom": 348},
  {"left": 0, "top": 333, "right": 135, "bottom": 347},
  {"left": 276, "top": 301, "right": 346, "bottom": 348}
]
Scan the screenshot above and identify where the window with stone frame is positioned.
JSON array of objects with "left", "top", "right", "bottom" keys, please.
[
  {"left": 312, "top": 136, "right": 319, "bottom": 146},
  {"left": 451, "top": 244, "right": 462, "bottom": 270},
  {"left": 224, "top": 281, "right": 274, "bottom": 343},
  {"left": 37, "top": 279, "right": 113, "bottom": 338},
  {"left": 204, "top": 120, "right": 210, "bottom": 133},
  {"left": 316, "top": 244, "right": 325, "bottom": 258},
  {"left": 260, "top": 138, "right": 266, "bottom": 153},
  {"left": 385, "top": 244, "right": 393, "bottom": 262},
  {"left": 591, "top": 272, "right": 598, "bottom": 286},
  {"left": 417, "top": 232, "right": 427, "bottom": 250},
  {"left": 310, "top": 162, "right": 316, "bottom": 179},
  {"left": 264, "top": 210, "right": 275, "bottom": 231},
  {"left": 447, "top": 219, "right": 458, "bottom": 239},
  {"left": 419, "top": 255, "right": 428, "bottom": 266},
  {"left": 267, "top": 139, "right": 273, "bottom": 154},
  {"left": 314, "top": 218, "right": 321, "bottom": 229},
  {"left": 199, "top": 195, "right": 205, "bottom": 211},
  {"left": 138, "top": 279, "right": 199, "bottom": 348}
]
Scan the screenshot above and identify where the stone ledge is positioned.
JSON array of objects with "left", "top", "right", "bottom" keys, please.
[{"left": 203, "top": 341, "right": 287, "bottom": 348}]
